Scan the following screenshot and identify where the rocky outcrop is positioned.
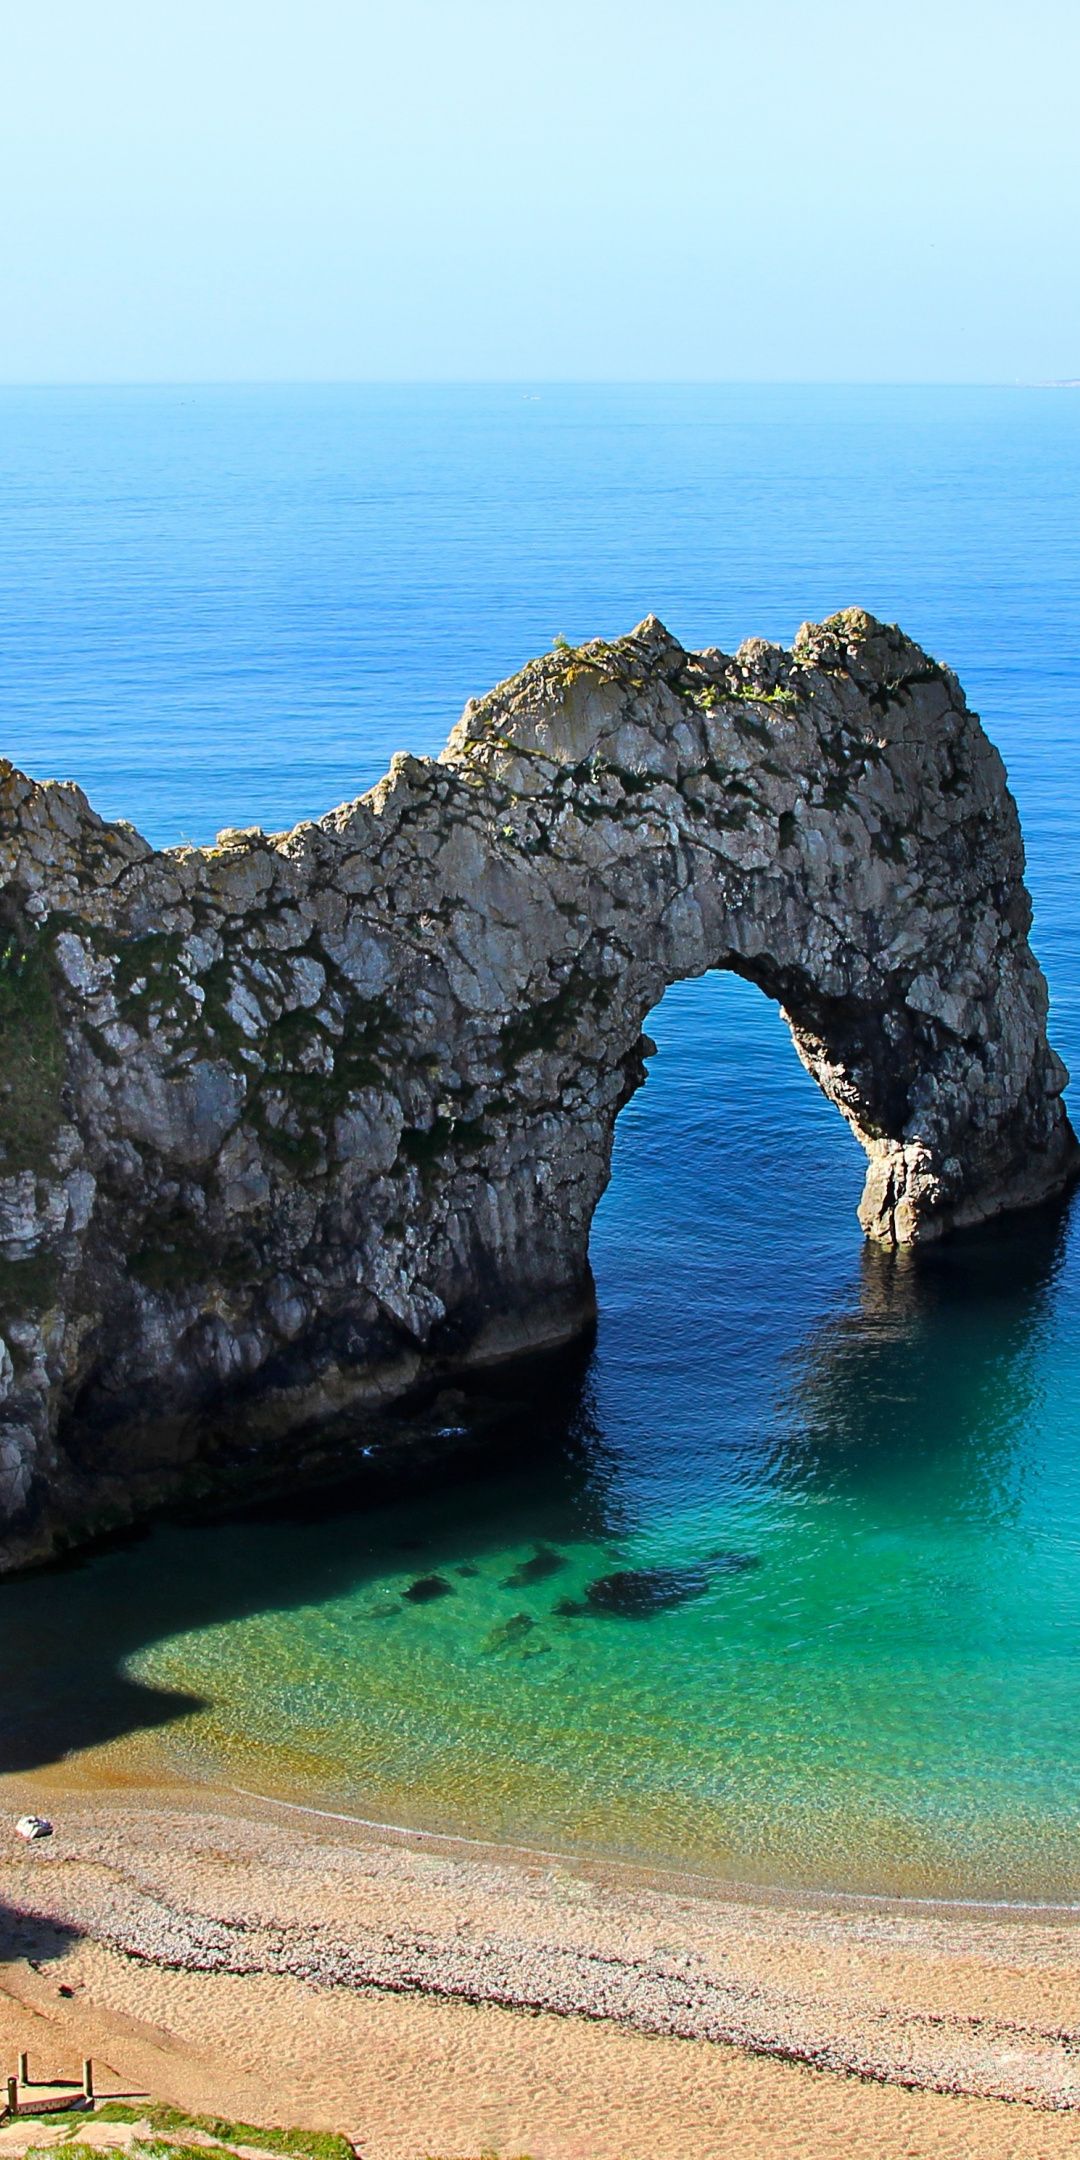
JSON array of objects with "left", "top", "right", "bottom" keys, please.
[{"left": 0, "top": 610, "right": 1075, "bottom": 1565}]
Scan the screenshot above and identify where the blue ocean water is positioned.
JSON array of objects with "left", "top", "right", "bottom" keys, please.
[{"left": 2, "top": 384, "right": 1079, "bottom": 1899}]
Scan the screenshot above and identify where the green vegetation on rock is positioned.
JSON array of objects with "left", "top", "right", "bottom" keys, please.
[
  {"left": 0, "top": 1248, "right": 60, "bottom": 1314},
  {"left": 0, "top": 929, "right": 65, "bottom": 1174},
  {"left": 24, "top": 2101, "right": 357, "bottom": 2160}
]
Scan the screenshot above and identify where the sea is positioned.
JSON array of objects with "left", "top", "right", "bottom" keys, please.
[{"left": 2, "top": 383, "right": 1079, "bottom": 1902}]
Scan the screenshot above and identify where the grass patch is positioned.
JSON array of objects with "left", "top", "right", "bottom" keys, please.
[
  {"left": 0, "top": 1248, "right": 60, "bottom": 1315},
  {"left": 254, "top": 1113, "right": 325, "bottom": 1175},
  {"left": 113, "top": 930, "right": 185, "bottom": 1003},
  {"left": 0, "top": 930, "right": 65, "bottom": 1174},
  {"left": 129, "top": 1239, "right": 209, "bottom": 1294},
  {"left": 131, "top": 1238, "right": 253, "bottom": 1295},
  {"left": 682, "top": 679, "right": 798, "bottom": 717},
  {"left": 400, "top": 1113, "right": 487, "bottom": 1181},
  {"left": 196, "top": 960, "right": 252, "bottom": 1060},
  {"left": 88, "top": 2101, "right": 355, "bottom": 2160},
  {"left": 17, "top": 2112, "right": 92, "bottom": 2128},
  {"left": 500, "top": 974, "right": 610, "bottom": 1068}
]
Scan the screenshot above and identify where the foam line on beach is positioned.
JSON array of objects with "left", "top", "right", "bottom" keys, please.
[{"left": 226, "top": 1782, "right": 1080, "bottom": 1919}]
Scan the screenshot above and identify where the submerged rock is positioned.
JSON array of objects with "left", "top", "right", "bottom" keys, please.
[
  {"left": 482, "top": 1610, "right": 536, "bottom": 1652},
  {"left": 1, "top": 610, "right": 1076, "bottom": 1569},
  {"left": 403, "top": 1574, "right": 454, "bottom": 1603},
  {"left": 580, "top": 1565, "right": 715, "bottom": 1617},
  {"left": 560, "top": 1550, "right": 763, "bottom": 1619},
  {"left": 501, "top": 1546, "right": 566, "bottom": 1588}
]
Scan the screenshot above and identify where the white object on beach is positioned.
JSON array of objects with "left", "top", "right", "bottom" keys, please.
[{"left": 14, "top": 1814, "right": 52, "bottom": 1840}]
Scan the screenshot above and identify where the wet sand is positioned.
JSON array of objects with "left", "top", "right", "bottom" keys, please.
[{"left": 1, "top": 1771, "right": 1078, "bottom": 2159}]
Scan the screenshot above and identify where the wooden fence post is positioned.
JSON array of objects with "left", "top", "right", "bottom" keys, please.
[
  {"left": 17, "top": 2053, "right": 28, "bottom": 2086},
  {"left": 83, "top": 2059, "right": 94, "bottom": 2104},
  {"left": 6, "top": 2075, "right": 17, "bottom": 2117}
]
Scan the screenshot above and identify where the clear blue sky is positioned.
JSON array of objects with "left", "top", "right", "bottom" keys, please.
[{"left": 4, "top": 0, "right": 1078, "bottom": 382}]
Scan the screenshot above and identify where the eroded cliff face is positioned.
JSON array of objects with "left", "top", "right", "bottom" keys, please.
[{"left": 0, "top": 610, "right": 1075, "bottom": 1564}]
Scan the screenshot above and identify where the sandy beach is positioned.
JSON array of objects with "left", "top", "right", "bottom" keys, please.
[{"left": 1, "top": 1769, "right": 1077, "bottom": 2160}]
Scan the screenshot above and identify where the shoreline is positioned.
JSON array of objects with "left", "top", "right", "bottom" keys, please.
[
  {"left": 2, "top": 1764, "right": 1079, "bottom": 2158},
  {"left": 223, "top": 1776, "right": 1080, "bottom": 1921}
]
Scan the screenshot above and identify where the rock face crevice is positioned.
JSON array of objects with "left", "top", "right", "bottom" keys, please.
[{"left": 0, "top": 610, "right": 1075, "bottom": 1565}]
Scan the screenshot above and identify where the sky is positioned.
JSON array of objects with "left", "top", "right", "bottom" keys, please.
[{"left": 3, "top": 0, "right": 1078, "bottom": 383}]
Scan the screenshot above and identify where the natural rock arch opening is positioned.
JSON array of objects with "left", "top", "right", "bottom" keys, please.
[
  {"left": 591, "top": 965, "right": 866, "bottom": 1316},
  {"left": 0, "top": 609, "right": 1075, "bottom": 1566}
]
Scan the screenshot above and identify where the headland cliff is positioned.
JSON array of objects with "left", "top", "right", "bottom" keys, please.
[{"left": 0, "top": 611, "right": 1074, "bottom": 1566}]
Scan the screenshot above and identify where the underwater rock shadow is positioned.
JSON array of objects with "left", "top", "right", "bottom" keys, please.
[
  {"left": 8, "top": 1198, "right": 1066, "bottom": 1780},
  {"left": 558, "top": 1551, "right": 761, "bottom": 1620},
  {"left": 501, "top": 1544, "right": 567, "bottom": 1589}
]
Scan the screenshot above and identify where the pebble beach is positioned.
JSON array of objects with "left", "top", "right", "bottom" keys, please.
[{"left": 1, "top": 1772, "right": 1077, "bottom": 2160}]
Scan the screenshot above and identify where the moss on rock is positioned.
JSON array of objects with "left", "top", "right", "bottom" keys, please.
[{"left": 0, "top": 929, "right": 65, "bottom": 1174}]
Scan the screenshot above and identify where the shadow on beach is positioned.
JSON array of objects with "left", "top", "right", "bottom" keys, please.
[{"left": 0, "top": 1897, "right": 81, "bottom": 1972}]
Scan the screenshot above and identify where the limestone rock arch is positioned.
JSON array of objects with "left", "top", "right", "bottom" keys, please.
[{"left": 0, "top": 609, "right": 1074, "bottom": 1563}]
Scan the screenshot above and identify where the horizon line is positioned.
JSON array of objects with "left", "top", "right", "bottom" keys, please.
[{"left": 0, "top": 375, "right": 1076, "bottom": 392}]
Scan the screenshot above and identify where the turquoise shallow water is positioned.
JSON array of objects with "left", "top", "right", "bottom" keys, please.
[{"left": 1, "top": 385, "right": 1079, "bottom": 1900}]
